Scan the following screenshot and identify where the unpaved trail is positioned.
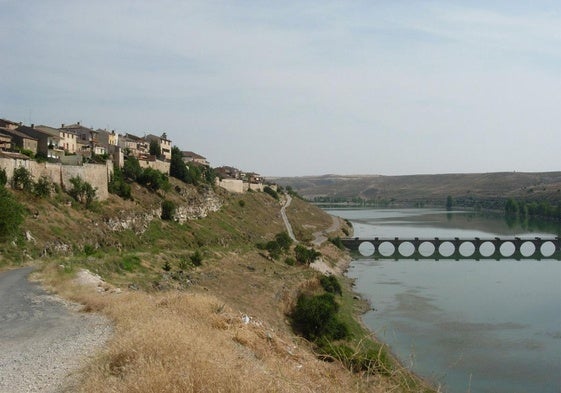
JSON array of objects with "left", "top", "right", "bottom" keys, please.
[
  {"left": 0, "top": 267, "right": 111, "bottom": 393},
  {"left": 312, "top": 215, "right": 341, "bottom": 246},
  {"left": 280, "top": 194, "right": 297, "bottom": 242}
]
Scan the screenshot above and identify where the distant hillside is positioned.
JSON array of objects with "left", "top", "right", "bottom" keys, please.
[{"left": 272, "top": 172, "right": 561, "bottom": 208}]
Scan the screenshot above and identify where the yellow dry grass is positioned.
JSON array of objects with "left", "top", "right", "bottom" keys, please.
[{"left": 42, "top": 273, "right": 384, "bottom": 393}]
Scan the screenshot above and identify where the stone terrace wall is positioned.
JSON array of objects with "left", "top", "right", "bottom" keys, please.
[{"left": 0, "top": 156, "right": 112, "bottom": 200}]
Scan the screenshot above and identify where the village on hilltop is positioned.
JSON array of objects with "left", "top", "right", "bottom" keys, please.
[{"left": 0, "top": 117, "right": 271, "bottom": 199}]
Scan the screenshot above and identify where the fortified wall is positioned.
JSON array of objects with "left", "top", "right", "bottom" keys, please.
[{"left": 0, "top": 155, "right": 112, "bottom": 200}]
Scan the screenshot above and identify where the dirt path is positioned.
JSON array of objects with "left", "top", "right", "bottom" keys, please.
[
  {"left": 312, "top": 215, "right": 341, "bottom": 246},
  {"left": 0, "top": 267, "right": 111, "bottom": 392},
  {"left": 280, "top": 194, "right": 297, "bottom": 242}
]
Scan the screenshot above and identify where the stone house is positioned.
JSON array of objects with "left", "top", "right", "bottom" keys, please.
[
  {"left": 0, "top": 132, "right": 12, "bottom": 151},
  {"left": 182, "top": 151, "right": 209, "bottom": 166},
  {"left": 118, "top": 133, "right": 149, "bottom": 158},
  {"left": 0, "top": 127, "right": 38, "bottom": 154},
  {"left": 19, "top": 124, "right": 64, "bottom": 160},
  {"left": 146, "top": 133, "right": 172, "bottom": 161},
  {"left": 58, "top": 123, "right": 78, "bottom": 153},
  {"left": 62, "top": 122, "right": 106, "bottom": 156}
]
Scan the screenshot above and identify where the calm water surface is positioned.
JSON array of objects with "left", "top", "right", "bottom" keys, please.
[{"left": 326, "top": 208, "right": 561, "bottom": 393}]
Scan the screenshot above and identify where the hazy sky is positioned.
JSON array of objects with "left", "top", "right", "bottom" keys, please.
[{"left": 1, "top": 1, "right": 560, "bottom": 176}]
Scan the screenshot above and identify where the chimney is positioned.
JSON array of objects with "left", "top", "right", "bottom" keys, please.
[
  {"left": 61, "top": 123, "right": 65, "bottom": 128},
  {"left": 77, "top": 121, "right": 81, "bottom": 125},
  {"left": 31, "top": 124, "right": 34, "bottom": 129}
]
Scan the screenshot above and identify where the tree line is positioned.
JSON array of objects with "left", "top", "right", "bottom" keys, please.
[{"left": 505, "top": 198, "right": 561, "bottom": 221}]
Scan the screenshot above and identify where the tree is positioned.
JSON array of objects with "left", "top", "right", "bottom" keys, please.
[
  {"left": 0, "top": 188, "right": 25, "bottom": 240},
  {"left": 12, "top": 167, "right": 33, "bottom": 191},
  {"left": 161, "top": 200, "right": 175, "bottom": 220},
  {"left": 33, "top": 176, "right": 52, "bottom": 198},
  {"left": 291, "top": 293, "right": 349, "bottom": 341},
  {"left": 138, "top": 167, "right": 170, "bottom": 192},
  {"left": 446, "top": 195, "right": 453, "bottom": 211},
  {"left": 123, "top": 156, "right": 142, "bottom": 182},
  {"left": 149, "top": 140, "right": 161, "bottom": 157},
  {"left": 275, "top": 231, "right": 293, "bottom": 252},
  {"left": 108, "top": 167, "right": 132, "bottom": 199},
  {"left": 68, "top": 176, "right": 97, "bottom": 207}
]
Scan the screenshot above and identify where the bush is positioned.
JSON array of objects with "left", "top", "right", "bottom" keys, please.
[
  {"left": 12, "top": 166, "right": 33, "bottom": 191},
  {"left": 294, "top": 244, "right": 321, "bottom": 264},
  {"left": 263, "top": 186, "right": 279, "bottom": 200},
  {"left": 238, "top": 200, "right": 246, "bottom": 208},
  {"left": 266, "top": 240, "right": 282, "bottom": 260},
  {"left": 320, "top": 275, "right": 342, "bottom": 295},
  {"left": 121, "top": 255, "right": 141, "bottom": 272},
  {"left": 33, "top": 176, "right": 52, "bottom": 198},
  {"left": 329, "top": 236, "right": 345, "bottom": 250},
  {"left": 138, "top": 167, "right": 170, "bottom": 192},
  {"left": 275, "top": 231, "right": 293, "bottom": 251},
  {"left": 284, "top": 257, "right": 296, "bottom": 266},
  {"left": 0, "top": 188, "right": 25, "bottom": 241},
  {"left": 161, "top": 200, "right": 176, "bottom": 220},
  {"left": 109, "top": 168, "right": 132, "bottom": 200},
  {"left": 0, "top": 168, "right": 7, "bottom": 187},
  {"left": 190, "top": 250, "right": 203, "bottom": 266},
  {"left": 291, "top": 293, "right": 349, "bottom": 342},
  {"left": 123, "top": 156, "right": 142, "bottom": 181},
  {"left": 68, "top": 176, "right": 97, "bottom": 207}
]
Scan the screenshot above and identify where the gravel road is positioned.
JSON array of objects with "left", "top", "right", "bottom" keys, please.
[{"left": 0, "top": 267, "right": 112, "bottom": 393}]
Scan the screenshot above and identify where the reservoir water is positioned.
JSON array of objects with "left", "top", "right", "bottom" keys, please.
[{"left": 326, "top": 208, "right": 561, "bottom": 393}]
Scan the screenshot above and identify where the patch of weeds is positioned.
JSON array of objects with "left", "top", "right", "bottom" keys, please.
[{"left": 120, "top": 255, "right": 141, "bottom": 272}]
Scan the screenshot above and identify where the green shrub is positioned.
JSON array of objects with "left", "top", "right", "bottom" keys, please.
[
  {"left": 161, "top": 200, "right": 176, "bottom": 220},
  {"left": 121, "top": 255, "right": 141, "bottom": 272},
  {"left": 329, "top": 236, "right": 345, "bottom": 250},
  {"left": 123, "top": 156, "right": 142, "bottom": 181},
  {"left": 0, "top": 168, "right": 7, "bottom": 187},
  {"left": 162, "top": 261, "right": 172, "bottom": 272},
  {"left": 68, "top": 176, "right": 97, "bottom": 207},
  {"left": 266, "top": 240, "right": 282, "bottom": 260},
  {"left": 12, "top": 166, "right": 33, "bottom": 191},
  {"left": 294, "top": 244, "right": 321, "bottom": 265},
  {"left": 238, "top": 200, "right": 246, "bottom": 208},
  {"left": 83, "top": 244, "right": 96, "bottom": 256},
  {"left": 108, "top": 168, "right": 132, "bottom": 200},
  {"left": 138, "top": 167, "right": 170, "bottom": 192},
  {"left": 284, "top": 257, "right": 296, "bottom": 266},
  {"left": 33, "top": 176, "right": 52, "bottom": 198},
  {"left": 263, "top": 186, "right": 279, "bottom": 200},
  {"left": 320, "top": 275, "right": 342, "bottom": 295},
  {"left": 0, "top": 188, "right": 25, "bottom": 241},
  {"left": 291, "top": 293, "right": 349, "bottom": 342},
  {"left": 275, "top": 231, "right": 293, "bottom": 251},
  {"left": 190, "top": 250, "right": 203, "bottom": 266}
]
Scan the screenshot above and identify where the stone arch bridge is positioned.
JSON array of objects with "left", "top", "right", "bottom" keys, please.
[{"left": 340, "top": 237, "right": 561, "bottom": 260}]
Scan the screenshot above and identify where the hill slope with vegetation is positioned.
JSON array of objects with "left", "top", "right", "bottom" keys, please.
[
  {"left": 0, "top": 173, "right": 433, "bottom": 393},
  {"left": 273, "top": 171, "right": 561, "bottom": 210}
]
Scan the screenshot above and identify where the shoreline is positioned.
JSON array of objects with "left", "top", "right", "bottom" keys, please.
[{"left": 318, "top": 214, "right": 436, "bottom": 392}]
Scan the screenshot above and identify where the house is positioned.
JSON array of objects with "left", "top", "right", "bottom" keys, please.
[
  {"left": 62, "top": 122, "right": 106, "bottom": 156},
  {"left": 146, "top": 133, "right": 172, "bottom": 161},
  {"left": 0, "top": 127, "right": 38, "bottom": 154},
  {"left": 246, "top": 172, "right": 263, "bottom": 184},
  {"left": 118, "top": 133, "right": 149, "bottom": 157},
  {"left": 182, "top": 151, "right": 209, "bottom": 166},
  {"left": 19, "top": 124, "right": 64, "bottom": 160},
  {"left": 0, "top": 132, "right": 12, "bottom": 151},
  {"left": 58, "top": 123, "right": 78, "bottom": 153},
  {"left": 96, "top": 129, "right": 119, "bottom": 149},
  {"left": 215, "top": 166, "right": 240, "bottom": 179},
  {"left": 0, "top": 118, "right": 20, "bottom": 130}
]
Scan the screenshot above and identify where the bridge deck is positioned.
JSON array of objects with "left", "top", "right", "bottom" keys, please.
[{"left": 340, "top": 237, "right": 561, "bottom": 260}]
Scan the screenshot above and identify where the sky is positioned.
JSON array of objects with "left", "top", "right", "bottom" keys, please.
[{"left": 1, "top": 1, "right": 560, "bottom": 177}]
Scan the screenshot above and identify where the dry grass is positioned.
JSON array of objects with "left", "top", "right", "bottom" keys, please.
[{"left": 38, "top": 264, "right": 389, "bottom": 393}]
